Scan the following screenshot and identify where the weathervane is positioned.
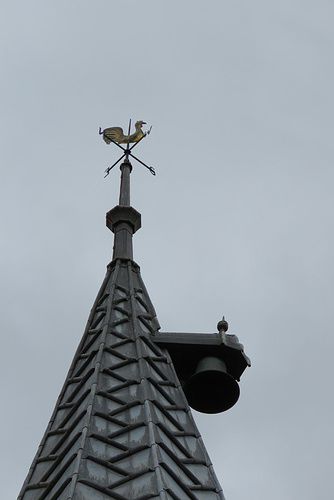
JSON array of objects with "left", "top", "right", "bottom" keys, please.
[{"left": 99, "top": 119, "right": 156, "bottom": 177}]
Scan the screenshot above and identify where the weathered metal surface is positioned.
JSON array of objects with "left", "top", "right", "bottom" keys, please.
[{"left": 18, "top": 259, "right": 226, "bottom": 500}]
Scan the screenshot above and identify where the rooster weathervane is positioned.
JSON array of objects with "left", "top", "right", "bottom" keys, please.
[{"left": 99, "top": 120, "right": 155, "bottom": 177}]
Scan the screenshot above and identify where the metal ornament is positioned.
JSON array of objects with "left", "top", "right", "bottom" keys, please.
[{"left": 99, "top": 119, "right": 156, "bottom": 177}]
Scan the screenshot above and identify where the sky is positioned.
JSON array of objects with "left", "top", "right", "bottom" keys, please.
[{"left": 1, "top": 1, "right": 334, "bottom": 498}]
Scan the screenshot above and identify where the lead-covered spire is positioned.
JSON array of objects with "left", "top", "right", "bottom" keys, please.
[{"left": 18, "top": 123, "right": 249, "bottom": 500}]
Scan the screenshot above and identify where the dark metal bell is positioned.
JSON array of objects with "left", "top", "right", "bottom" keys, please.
[{"left": 184, "top": 356, "right": 240, "bottom": 414}]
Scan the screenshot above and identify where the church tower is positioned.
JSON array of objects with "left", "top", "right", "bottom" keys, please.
[{"left": 18, "top": 135, "right": 250, "bottom": 500}]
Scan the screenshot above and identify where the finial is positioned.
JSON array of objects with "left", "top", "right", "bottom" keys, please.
[
  {"left": 217, "top": 316, "right": 229, "bottom": 333},
  {"left": 99, "top": 119, "right": 156, "bottom": 177},
  {"left": 106, "top": 156, "right": 142, "bottom": 260}
]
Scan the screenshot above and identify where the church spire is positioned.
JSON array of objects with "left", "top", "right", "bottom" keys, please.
[{"left": 18, "top": 124, "right": 249, "bottom": 500}]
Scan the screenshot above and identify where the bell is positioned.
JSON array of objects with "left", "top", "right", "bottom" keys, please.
[{"left": 184, "top": 356, "right": 240, "bottom": 414}]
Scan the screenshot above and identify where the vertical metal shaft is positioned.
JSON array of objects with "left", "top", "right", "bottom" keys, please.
[
  {"left": 108, "top": 158, "right": 138, "bottom": 261},
  {"left": 119, "top": 159, "right": 131, "bottom": 206}
]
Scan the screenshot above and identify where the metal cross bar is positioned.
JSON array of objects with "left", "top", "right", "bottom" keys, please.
[
  {"left": 128, "top": 152, "right": 156, "bottom": 175},
  {"left": 104, "top": 153, "right": 126, "bottom": 177}
]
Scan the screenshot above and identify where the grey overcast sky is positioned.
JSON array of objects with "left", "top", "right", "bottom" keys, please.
[{"left": 1, "top": 1, "right": 334, "bottom": 499}]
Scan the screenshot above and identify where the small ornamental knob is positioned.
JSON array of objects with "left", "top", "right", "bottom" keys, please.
[{"left": 217, "top": 316, "right": 229, "bottom": 333}]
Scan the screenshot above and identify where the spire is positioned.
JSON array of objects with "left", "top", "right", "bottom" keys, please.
[
  {"left": 18, "top": 127, "right": 249, "bottom": 500},
  {"left": 18, "top": 249, "right": 226, "bottom": 500}
]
